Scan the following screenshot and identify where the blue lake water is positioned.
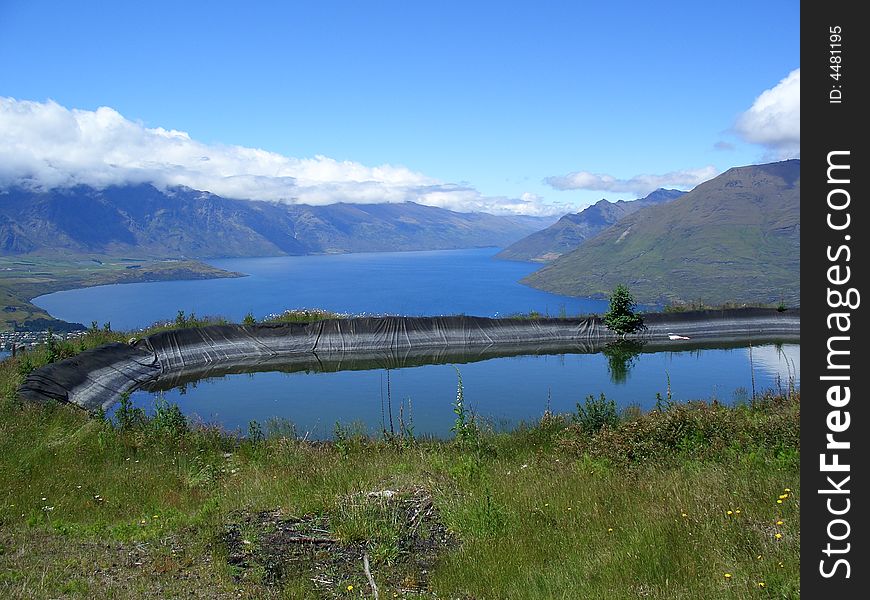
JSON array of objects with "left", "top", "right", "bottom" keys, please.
[
  {"left": 34, "top": 248, "right": 618, "bottom": 331},
  {"left": 33, "top": 248, "right": 799, "bottom": 438},
  {"left": 125, "top": 342, "right": 799, "bottom": 439}
]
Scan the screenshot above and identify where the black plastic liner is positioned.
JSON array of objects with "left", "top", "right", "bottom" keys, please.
[{"left": 18, "top": 309, "right": 799, "bottom": 411}]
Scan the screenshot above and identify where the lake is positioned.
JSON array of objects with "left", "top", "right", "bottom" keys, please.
[
  {"left": 34, "top": 248, "right": 799, "bottom": 438},
  {"left": 34, "top": 248, "right": 619, "bottom": 331},
  {"left": 124, "top": 342, "right": 799, "bottom": 439}
]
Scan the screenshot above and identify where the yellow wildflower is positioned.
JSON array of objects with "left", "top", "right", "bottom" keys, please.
[
  {"left": 726, "top": 510, "right": 733, "bottom": 516},
  {"left": 347, "top": 584, "right": 353, "bottom": 591},
  {"left": 775, "top": 533, "right": 783, "bottom": 539},
  {"left": 784, "top": 487, "right": 792, "bottom": 492},
  {"left": 724, "top": 573, "right": 732, "bottom": 579},
  {"left": 776, "top": 520, "right": 784, "bottom": 526},
  {"left": 758, "top": 582, "right": 766, "bottom": 588}
]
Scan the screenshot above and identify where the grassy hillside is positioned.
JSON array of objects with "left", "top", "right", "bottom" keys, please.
[
  {"left": 0, "top": 327, "right": 799, "bottom": 599},
  {"left": 497, "top": 189, "right": 684, "bottom": 262},
  {"left": 523, "top": 161, "right": 800, "bottom": 306}
]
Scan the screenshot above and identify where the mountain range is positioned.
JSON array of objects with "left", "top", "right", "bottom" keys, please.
[
  {"left": 496, "top": 188, "right": 685, "bottom": 262},
  {"left": 0, "top": 184, "right": 552, "bottom": 258},
  {"left": 522, "top": 160, "right": 800, "bottom": 306}
]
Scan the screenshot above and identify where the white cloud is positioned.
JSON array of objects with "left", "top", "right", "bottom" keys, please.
[
  {"left": 734, "top": 69, "right": 800, "bottom": 157},
  {"left": 544, "top": 165, "right": 718, "bottom": 196},
  {"left": 0, "top": 97, "right": 565, "bottom": 216}
]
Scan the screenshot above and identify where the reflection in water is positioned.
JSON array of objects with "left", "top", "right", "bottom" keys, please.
[
  {"left": 126, "top": 341, "right": 800, "bottom": 439},
  {"left": 601, "top": 340, "right": 645, "bottom": 384},
  {"left": 747, "top": 343, "right": 800, "bottom": 386}
]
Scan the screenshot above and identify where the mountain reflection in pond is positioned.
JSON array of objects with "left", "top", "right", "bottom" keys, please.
[{"left": 125, "top": 341, "right": 800, "bottom": 439}]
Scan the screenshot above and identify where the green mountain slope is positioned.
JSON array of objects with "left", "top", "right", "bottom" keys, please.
[
  {"left": 522, "top": 160, "right": 800, "bottom": 306},
  {"left": 496, "top": 189, "right": 684, "bottom": 262}
]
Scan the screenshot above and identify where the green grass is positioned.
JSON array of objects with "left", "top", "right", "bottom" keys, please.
[{"left": 0, "top": 331, "right": 800, "bottom": 599}]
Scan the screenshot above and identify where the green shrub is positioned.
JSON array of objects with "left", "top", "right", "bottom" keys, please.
[
  {"left": 573, "top": 393, "right": 619, "bottom": 434},
  {"left": 152, "top": 395, "right": 188, "bottom": 436}
]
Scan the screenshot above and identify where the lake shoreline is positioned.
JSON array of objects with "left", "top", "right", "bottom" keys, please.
[{"left": 1, "top": 255, "right": 244, "bottom": 332}]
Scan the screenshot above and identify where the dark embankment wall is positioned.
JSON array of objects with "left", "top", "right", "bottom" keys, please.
[{"left": 18, "top": 309, "right": 799, "bottom": 411}]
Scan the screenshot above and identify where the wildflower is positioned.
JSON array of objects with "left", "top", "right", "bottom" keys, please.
[
  {"left": 726, "top": 510, "right": 733, "bottom": 516},
  {"left": 778, "top": 562, "right": 784, "bottom": 568},
  {"left": 41, "top": 497, "right": 47, "bottom": 501},
  {"left": 153, "top": 514, "right": 159, "bottom": 519},
  {"left": 735, "top": 509, "right": 741, "bottom": 515},
  {"left": 775, "top": 533, "right": 783, "bottom": 540},
  {"left": 681, "top": 512, "right": 688, "bottom": 518},
  {"left": 784, "top": 487, "right": 792, "bottom": 492},
  {"left": 776, "top": 499, "right": 783, "bottom": 504},
  {"left": 347, "top": 584, "right": 354, "bottom": 591},
  {"left": 776, "top": 520, "right": 784, "bottom": 526},
  {"left": 757, "top": 555, "right": 763, "bottom": 560},
  {"left": 544, "top": 503, "right": 549, "bottom": 507},
  {"left": 779, "top": 494, "right": 789, "bottom": 500},
  {"left": 724, "top": 573, "right": 732, "bottom": 579},
  {"left": 608, "top": 528, "right": 613, "bottom": 533},
  {"left": 758, "top": 582, "right": 766, "bottom": 588}
]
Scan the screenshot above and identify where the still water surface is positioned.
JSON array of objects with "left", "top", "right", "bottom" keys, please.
[
  {"left": 126, "top": 343, "right": 799, "bottom": 439},
  {"left": 33, "top": 248, "right": 799, "bottom": 438},
  {"left": 35, "top": 248, "right": 618, "bottom": 330}
]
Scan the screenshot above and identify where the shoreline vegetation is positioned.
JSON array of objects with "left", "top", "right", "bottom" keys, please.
[{"left": 0, "top": 317, "right": 800, "bottom": 598}]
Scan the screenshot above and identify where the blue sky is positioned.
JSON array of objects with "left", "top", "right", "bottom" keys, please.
[{"left": 0, "top": 0, "right": 800, "bottom": 215}]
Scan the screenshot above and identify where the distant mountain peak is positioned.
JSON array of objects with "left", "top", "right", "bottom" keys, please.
[
  {"left": 522, "top": 160, "right": 800, "bottom": 306},
  {"left": 496, "top": 188, "right": 684, "bottom": 263},
  {"left": 0, "top": 183, "right": 552, "bottom": 259}
]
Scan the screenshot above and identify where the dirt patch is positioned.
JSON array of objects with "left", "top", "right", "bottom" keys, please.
[{"left": 223, "top": 487, "right": 456, "bottom": 597}]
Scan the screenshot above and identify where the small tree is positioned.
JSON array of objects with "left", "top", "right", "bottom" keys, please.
[{"left": 603, "top": 284, "right": 644, "bottom": 337}]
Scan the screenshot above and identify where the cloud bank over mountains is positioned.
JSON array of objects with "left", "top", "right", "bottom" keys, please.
[
  {"left": 1, "top": 68, "right": 798, "bottom": 215},
  {"left": 0, "top": 97, "right": 560, "bottom": 216}
]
